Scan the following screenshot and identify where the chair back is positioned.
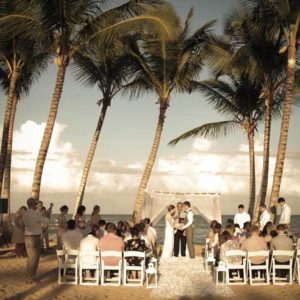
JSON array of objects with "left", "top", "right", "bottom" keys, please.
[
  {"left": 247, "top": 250, "right": 269, "bottom": 258},
  {"left": 272, "top": 250, "right": 294, "bottom": 258},
  {"left": 225, "top": 250, "right": 246, "bottom": 257},
  {"left": 101, "top": 251, "right": 122, "bottom": 258},
  {"left": 123, "top": 251, "right": 145, "bottom": 259},
  {"left": 79, "top": 250, "right": 100, "bottom": 265}
]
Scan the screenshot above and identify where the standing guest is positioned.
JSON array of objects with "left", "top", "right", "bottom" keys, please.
[
  {"left": 96, "top": 220, "right": 107, "bottom": 239},
  {"left": 44, "top": 203, "right": 53, "bottom": 249},
  {"left": 75, "top": 205, "right": 86, "bottom": 233},
  {"left": 144, "top": 218, "right": 157, "bottom": 256},
  {"left": 40, "top": 207, "right": 49, "bottom": 251},
  {"left": 209, "top": 222, "right": 221, "bottom": 251},
  {"left": 12, "top": 206, "right": 27, "bottom": 258},
  {"left": 259, "top": 204, "right": 270, "bottom": 231},
  {"left": 23, "top": 198, "right": 49, "bottom": 284},
  {"left": 173, "top": 202, "right": 187, "bottom": 257},
  {"left": 234, "top": 204, "right": 251, "bottom": 229},
  {"left": 57, "top": 205, "right": 68, "bottom": 250},
  {"left": 278, "top": 198, "right": 291, "bottom": 227},
  {"left": 36, "top": 201, "right": 43, "bottom": 214},
  {"left": 144, "top": 218, "right": 157, "bottom": 241},
  {"left": 241, "top": 225, "right": 268, "bottom": 265},
  {"left": 99, "top": 223, "right": 124, "bottom": 266},
  {"left": 207, "top": 220, "right": 218, "bottom": 245},
  {"left": 62, "top": 220, "right": 83, "bottom": 250},
  {"left": 91, "top": 205, "right": 101, "bottom": 233}
]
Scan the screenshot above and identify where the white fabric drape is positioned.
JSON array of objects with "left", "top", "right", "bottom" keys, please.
[{"left": 142, "top": 190, "right": 221, "bottom": 225}]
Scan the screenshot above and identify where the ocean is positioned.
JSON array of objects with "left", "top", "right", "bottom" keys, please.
[{"left": 46, "top": 214, "right": 300, "bottom": 244}]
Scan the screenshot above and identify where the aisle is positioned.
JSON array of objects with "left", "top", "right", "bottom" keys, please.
[{"left": 151, "top": 256, "right": 234, "bottom": 298}]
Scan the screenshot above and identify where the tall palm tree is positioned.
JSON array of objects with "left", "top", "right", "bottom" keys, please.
[
  {"left": 71, "top": 42, "right": 132, "bottom": 214},
  {"left": 0, "top": 49, "right": 49, "bottom": 225},
  {"left": 246, "top": 0, "right": 300, "bottom": 220},
  {"left": 222, "top": 5, "right": 287, "bottom": 222},
  {"left": 124, "top": 10, "right": 216, "bottom": 223},
  {"left": 169, "top": 75, "right": 265, "bottom": 217},
  {"left": 1, "top": 0, "right": 179, "bottom": 200}
]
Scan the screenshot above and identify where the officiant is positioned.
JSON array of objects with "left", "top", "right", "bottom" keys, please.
[{"left": 173, "top": 202, "right": 187, "bottom": 257}]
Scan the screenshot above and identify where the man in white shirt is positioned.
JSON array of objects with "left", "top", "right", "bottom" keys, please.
[
  {"left": 234, "top": 204, "right": 251, "bottom": 229},
  {"left": 259, "top": 204, "right": 270, "bottom": 231},
  {"left": 181, "top": 201, "right": 195, "bottom": 259},
  {"left": 62, "top": 220, "right": 83, "bottom": 250},
  {"left": 278, "top": 197, "right": 291, "bottom": 227},
  {"left": 23, "top": 198, "right": 49, "bottom": 284},
  {"left": 79, "top": 232, "right": 99, "bottom": 265}
]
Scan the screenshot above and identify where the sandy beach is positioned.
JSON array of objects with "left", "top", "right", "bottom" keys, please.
[{"left": 1, "top": 244, "right": 300, "bottom": 300}]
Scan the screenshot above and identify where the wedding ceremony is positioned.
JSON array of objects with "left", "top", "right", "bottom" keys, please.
[{"left": 0, "top": 0, "right": 300, "bottom": 299}]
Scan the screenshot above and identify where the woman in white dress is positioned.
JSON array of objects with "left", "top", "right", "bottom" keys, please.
[{"left": 161, "top": 205, "right": 176, "bottom": 258}]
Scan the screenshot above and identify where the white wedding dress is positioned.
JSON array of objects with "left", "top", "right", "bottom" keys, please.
[{"left": 161, "top": 213, "right": 174, "bottom": 258}]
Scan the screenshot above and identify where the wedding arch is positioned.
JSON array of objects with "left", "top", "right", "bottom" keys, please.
[{"left": 141, "top": 190, "right": 222, "bottom": 225}]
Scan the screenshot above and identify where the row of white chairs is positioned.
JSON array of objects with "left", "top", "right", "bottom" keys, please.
[
  {"left": 56, "top": 249, "right": 158, "bottom": 287},
  {"left": 213, "top": 249, "right": 300, "bottom": 285}
]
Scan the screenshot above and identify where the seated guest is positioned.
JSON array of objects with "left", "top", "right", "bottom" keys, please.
[
  {"left": 226, "top": 218, "right": 234, "bottom": 227},
  {"left": 238, "top": 222, "right": 252, "bottom": 245},
  {"left": 242, "top": 225, "right": 268, "bottom": 265},
  {"left": 99, "top": 223, "right": 124, "bottom": 266},
  {"left": 219, "top": 231, "right": 241, "bottom": 265},
  {"left": 261, "top": 222, "right": 277, "bottom": 244},
  {"left": 270, "top": 224, "right": 294, "bottom": 277},
  {"left": 233, "top": 224, "right": 242, "bottom": 238},
  {"left": 62, "top": 220, "right": 83, "bottom": 250},
  {"left": 79, "top": 232, "right": 99, "bottom": 265},
  {"left": 259, "top": 204, "right": 270, "bottom": 231},
  {"left": 96, "top": 220, "right": 107, "bottom": 239},
  {"left": 125, "top": 227, "right": 147, "bottom": 265},
  {"left": 223, "top": 224, "right": 234, "bottom": 236},
  {"left": 123, "top": 221, "right": 131, "bottom": 240},
  {"left": 116, "top": 221, "right": 125, "bottom": 238}
]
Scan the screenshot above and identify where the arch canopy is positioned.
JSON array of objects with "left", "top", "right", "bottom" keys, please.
[{"left": 141, "top": 190, "right": 221, "bottom": 225}]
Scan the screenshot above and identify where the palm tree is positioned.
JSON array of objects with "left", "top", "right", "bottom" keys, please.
[
  {"left": 71, "top": 42, "right": 132, "bottom": 214},
  {"left": 0, "top": 49, "right": 49, "bottom": 225},
  {"left": 245, "top": 0, "right": 300, "bottom": 220},
  {"left": 124, "top": 10, "right": 216, "bottom": 223},
  {"left": 222, "top": 5, "right": 287, "bottom": 222},
  {"left": 169, "top": 75, "right": 265, "bottom": 217}
]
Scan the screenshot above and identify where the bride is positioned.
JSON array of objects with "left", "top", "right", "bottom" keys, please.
[{"left": 161, "top": 205, "right": 176, "bottom": 258}]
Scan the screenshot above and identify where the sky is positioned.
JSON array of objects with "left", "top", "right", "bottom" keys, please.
[{"left": 0, "top": 0, "right": 300, "bottom": 216}]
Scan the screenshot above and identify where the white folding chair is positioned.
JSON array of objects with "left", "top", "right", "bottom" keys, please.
[
  {"left": 247, "top": 251, "right": 270, "bottom": 285},
  {"left": 271, "top": 250, "right": 294, "bottom": 285},
  {"left": 225, "top": 250, "right": 247, "bottom": 285},
  {"left": 204, "top": 238, "right": 215, "bottom": 272},
  {"left": 100, "top": 251, "right": 122, "bottom": 286},
  {"left": 123, "top": 251, "right": 145, "bottom": 286},
  {"left": 214, "top": 262, "right": 227, "bottom": 285},
  {"left": 79, "top": 251, "right": 100, "bottom": 285},
  {"left": 294, "top": 249, "right": 300, "bottom": 284},
  {"left": 56, "top": 249, "right": 78, "bottom": 285}
]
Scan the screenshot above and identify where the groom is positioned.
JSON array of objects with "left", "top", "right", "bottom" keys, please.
[
  {"left": 181, "top": 201, "right": 195, "bottom": 258},
  {"left": 174, "top": 202, "right": 187, "bottom": 257}
]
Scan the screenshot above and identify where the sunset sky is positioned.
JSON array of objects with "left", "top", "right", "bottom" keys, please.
[{"left": 1, "top": 0, "right": 299, "bottom": 215}]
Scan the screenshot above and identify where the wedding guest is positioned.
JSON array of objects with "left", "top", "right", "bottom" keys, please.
[
  {"left": 116, "top": 221, "right": 125, "bottom": 238},
  {"left": 278, "top": 198, "right": 291, "bottom": 228},
  {"left": 40, "top": 207, "right": 49, "bottom": 251},
  {"left": 219, "top": 231, "right": 241, "bottom": 265},
  {"left": 44, "top": 203, "right": 53, "bottom": 249},
  {"left": 270, "top": 224, "right": 293, "bottom": 261},
  {"left": 57, "top": 205, "right": 68, "bottom": 250},
  {"left": 259, "top": 204, "right": 270, "bottom": 231},
  {"left": 207, "top": 220, "right": 218, "bottom": 246},
  {"left": 238, "top": 221, "right": 252, "bottom": 245},
  {"left": 223, "top": 224, "right": 234, "bottom": 236},
  {"left": 91, "top": 205, "right": 101, "bottom": 233},
  {"left": 241, "top": 225, "right": 268, "bottom": 265},
  {"left": 209, "top": 222, "right": 222, "bottom": 251},
  {"left": 144, "top": 218, "right": 157, "bottom": 256},
  {"left": 96, "top": 219, "right": 107, "bottom": 239},
  {"left": 226, "top": 218, "right": 234, "bottom": 226},
  {"left": 12, "top": 206, "right": 27, "bottom": 258},
  {"left": 233, "top": 224, "right": 242, "bottom": 238},
  {"left": 123, "top": 221, "right": 131, "bottom": 240},
  {"left": 62, "top": 220, "right": 83, "bottom": 250},
  {"left": 79, "top": 232, "right": 99, "bottom": 265},
  {"left": 75, "top": 205, "right": 86, "bottom": 233},
  {"left": 138, "top": 222, "right": 152, "bottom": 249},
  {"left": 36, "top": 201, "right": 43, "bottom": 214},
  {"left": 23, "top": 198, "right": 49, "bottom": 284},
  {"left": 99, "top": 223, "right": 124, "bottom": 266},
  {"left": 234, "top": 204, "right": 251, "bottom": 229},
  {"left": 125, "top": 227, "right": 148, "bottom": 265},
  {"left": 261, "top": 221, "right": 277, "bottom": 244},
  {"left": 144, "top": 218, "right": 157, "bottom": 241}
]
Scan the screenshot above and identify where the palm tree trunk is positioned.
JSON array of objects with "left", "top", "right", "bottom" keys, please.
[
  {"left": 269, "top": 24, "right": 298, "bottom": 221},
  {"left": 73, "top": 102, "right": 109, "bottom": 216},
  {"left": 252, "top": 94, "right": 272, "bottom": 223},
  {"left": 31, "top": 61, "right": 68, "bottom": 199},
  {"left": 133, "top": 102, "right": 168, "bottom": 224},
  {"left": 247, "top": 125, "right": 256, "bottom": 217},
  {"left": 1, "top": 94, "right": 18, "bottom": 225},
  {"left": 0, "top": 68, "right": 19, "bottom": 197}
]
